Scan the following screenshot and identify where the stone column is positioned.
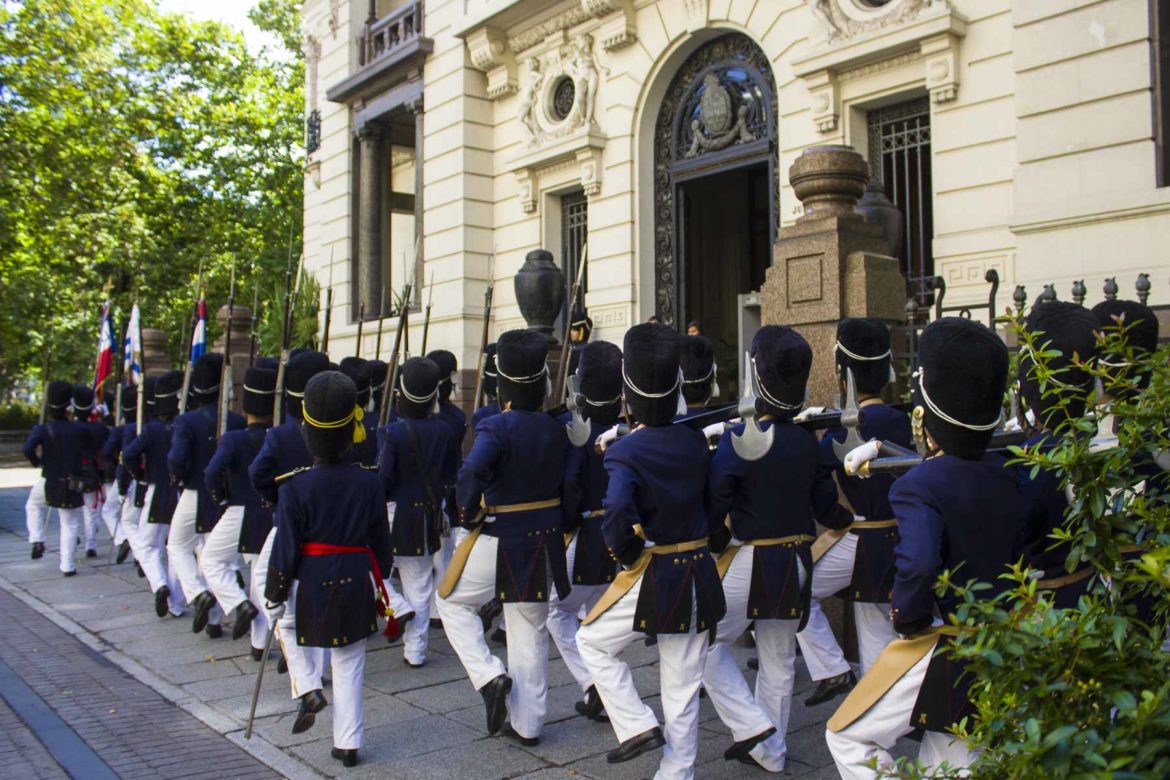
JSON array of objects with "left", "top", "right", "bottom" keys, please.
[
  {"left": 140, "top": 329, "right": 171, "bottom": 377},
  {"left": 357, "top": 124, "right": 385, "bottom": 319},
  {"left": 760, "top": 146, "right": 907, "bottom": 405}
]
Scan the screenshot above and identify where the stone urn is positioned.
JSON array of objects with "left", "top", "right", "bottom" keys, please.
[
  {"left": 856, "top": 178, "right": 904, "bottom": 259},
  {"left": 789, "top": 145, "right": 871, "bottom": 223},
  {"left": 140, "top": 328, "right": 171, "bottom": 377},
  {"left": 513, "top": 249, "right": 565, "bottom": 339}
]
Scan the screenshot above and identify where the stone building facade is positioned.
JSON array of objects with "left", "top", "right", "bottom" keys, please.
[{"left": 301, "top": 0, "right": 1170, "bottom": 399}]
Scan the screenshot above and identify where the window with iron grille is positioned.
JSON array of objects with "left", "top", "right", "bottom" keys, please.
[
  {"left": 867, "top": 98, "right": 934, "bottom": 306},
  {"left": 306, "top": 110, "right": 322, "bottom": 155},
  {"left": 562, "top": 191, "right": 588, "bottom": 313}
]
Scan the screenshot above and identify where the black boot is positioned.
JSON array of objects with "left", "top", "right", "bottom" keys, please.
[
  {"left": 136, "top": 562, "right": 145, "bottom": 578},
  {"left": 85, "top": 548, "right": 97, "bottom": 559},
  {"left": 574, "top": 685, "right": 608, "bottom": 722},
  {"left": 724, "top": 726, "right": 776, "bottom": 761},
  {"left": 116, "top": 539, "right": 131, "bottom": 564},
  {"left": 154, "top": 585, "right": 171, "bottom": 618},
  {"left": 236, "top": 570, "right": 246, "bottom": 591},
  {"left": 500, "top": 722, "right": 538, "bottom": 747},
  {"left": 191, "top": 591, "right": 218, "bottom": 634},
  {"left": 480, "top": 674, "right": 512, "bottom": 735},
  {"left": 607, "top": 727, "right": 665, "bottom": 764},
  {"left": 63, "top": 570, "right": 77, "bottom": 577},
  {"left": 277, "top": 656, "right": 288, "bottom": 675},
  {"left": 232, "top": 600, "right": 259, "bottom": 641},
  {"left": 205, "top": 624, "right": 223, "bottom": 639},
  {"left": 804, "top": 670, "right": 857, "bottom": 706},
  {"left": 31, "top": 542, "right": 44, "bottom": 560},
  {"left": 250, "top": 647, "right": 265, "bottom": 662},
  {"left": 292, "top": 690, "right": 327, "bottom": 734},
  {"left": 478, "top": 598, "right": 501, "bottom": 630},
  {"left": 330, "top": 748, "right": 358, "bottom": 767},
  {"left": 746, "top": 656, "right": 759, "bottom": 671}
]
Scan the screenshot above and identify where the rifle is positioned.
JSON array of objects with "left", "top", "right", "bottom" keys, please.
[
  {"left": 135, "top": 313, "right": 146, "bottom": 433},
  {"left": 321, "top": 250, "right": 334, "bottom": 354},
  {"left": 420, "top": 270, "right": 435, "bottom": 355},
  {"left": 217, "top": 256, "right": 237, "bottom": 439},
  {"left": 471, "top": 255, "right": 495, "bottom": 414},
  {"left": 377, "top": 267, "right": 416, "bottom": 427},
  {"left": 272, "top": 251, "right": 296, "bottom": 425},
  {"left": 248, "top": 286, "right": 259, "bottom": 367},
  {"left": 38, "top": 334, "right": 52, "bottom": 425},
  {"left": 550, "top": 243, "right": 587, "bottom": 409},
  {"left": 178, "top": 258, "right": 205, "bottom": 415},
  {"left": 374, "top": 281, "right": 386, "bottom": 359},
  {"left": 114, "top": 315, "right": 127, "bottom": 427},
  {"left": 355, "top": 302, "right": 365, "bottom": 358}
]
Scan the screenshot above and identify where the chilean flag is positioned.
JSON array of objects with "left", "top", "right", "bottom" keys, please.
[
  {"left": 93, "top": 300, "right": 115, "bottom": 391},
  {"left": 190, "top": 296, "right": 207, "bottom": 363}
]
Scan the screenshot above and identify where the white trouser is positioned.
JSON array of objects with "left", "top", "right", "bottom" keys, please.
[
  {"left": 435, "top": 533, "right": 549, "bottom": 739},
  {"left": 82, "top": 490, "right": 101, "bottom": 551},
  {"left": 430, "top": 532, "right": 452, "bottom": 615},
  {"left": 395, "top": 556, "right": 434, "bottom": 665},
  {"left": 201, "top": 505, "right": 248, "bottom": 614},
  {"left": 826, "top": 651, "right": 980, "bottom": 779},
  {"left": 137, "top": 486, "right": 186, "bottom": 613},
  {"left": 25, "top": 477, "right": 48, "bottom": 544},
  {"left": 101, "top": 484, "right": 127, "bottom": 545},
  {"left": 702, "top": 546, "right": 798, "bottom": 773},
  {"left": 547, "top": 534, "right": 607, "bottom": 694},
  {"left": 578, "top": 574, "right": 707, "bottom": 780},
  {"left": 796, "top": 533, "right": 898, "bottom": 679},
  {"left": 329, "top": 639, "right": 367, "bottom": 750},
  {"left": 120, "top": 485, "right": 144, "bottom": 563},
  {"left": 57, "top": 507, "right": 85, "bottom": 573},
  {"left": 257, "top": 529, "right": 325, "bottom": 699},
  {"left": 167, "top": 490, "right": 220, "bottom": 625}
]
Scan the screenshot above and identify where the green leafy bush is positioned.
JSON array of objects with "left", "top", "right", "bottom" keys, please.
[{"left": 0, "top": 402, "right": 38, "bottom": 430}]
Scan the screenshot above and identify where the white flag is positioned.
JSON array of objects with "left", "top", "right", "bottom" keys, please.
[{"left": 124, "top": 304, "right": 142, "bottom": 385}]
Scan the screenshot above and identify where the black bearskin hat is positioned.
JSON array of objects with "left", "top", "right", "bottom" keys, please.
[
  {"left": 915, "top": 318, "right": 1008, "bottom": 459},
  {"left": 836, "top": 318, "right": 893, "bottom": 395},
  {"left": 301, "top": 371, "right": 363, "bottom": 462},
  {"left": 284, "top": 350, "right": 330, "bottom": 419},
  {"left": 154, "top": 370, "right": 185, "bottom": 419},
  {"left": 426, "top": 350, "right": 458, "bottom": 402},
  {"left": 255, "top": 356, "right": 280, "bottom": 371},
  {"left": 622, "top": 323, "right": 680, "bottom": 427},
  {"left": 367, "top": 359, "right": 388, "bottom": 409},
  {"left": 398, "top": 357, "right": 441, "bottom": 420},
  {"left": 481, "top": 343, "right": 498, "bottom": 399},
  {"left": 242, "top": 367, "right": 277, "bottom": 418},
  {"left": 72, "top": 385, "right": 95, "bottom": 419},
  {"left": 46, "top": 381, "right": 73, "bottom": 420},
  {"left": 496, "top": 330, "right": 549, "bottom": 413},
  {"left": 680, "top": 335, "right": 717, "bottom": 406},
  {"left": 750, "top": 326, "right": 812, "bottom": 420},
  {"left": 571, "top": 309, "right": 593, "bottom": 340},
  {"left": 1020, "top": 302, "right": 1098, "bottom": 429},
  {"left": 192, "top": 353, "right": 224, "bottom": 399},
  {"left": 577, "top": 341, "right": 622, "bottom": 427},
  {"left": 141, "top": 376, "right": 158, "bottom": 421},
  {"left": 1091, "top": 299, "right": 1160, "bottom": 397},
  {"left": 121, "top": 383, "right": 138, "bottom": 413},
  {"left": 339, "top": 357, "right": 371, "bottom": 408}
]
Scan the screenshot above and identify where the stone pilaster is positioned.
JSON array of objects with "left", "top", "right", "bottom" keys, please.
[{"left": 357, "top": 125, "right": 384, "bottom": 319}]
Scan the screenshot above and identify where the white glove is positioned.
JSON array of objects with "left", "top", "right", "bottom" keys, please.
[
  {"left": 702, "top": 421, "right": 729, "bottom": 441},
  {"left": 794, "top": 406, "right": 827, "bottom": 423},
  {"left": 844, "top": 439, "right": 882, "bottom": 478},
  {"left": 265, "top": 601, "right": 286, "bottom": 623},
  {"left": 596, "top": 425, "right": 622, "bottom": 453}
]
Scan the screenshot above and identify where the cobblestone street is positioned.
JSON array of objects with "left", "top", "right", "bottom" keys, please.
[{"left": 0, "top": 468, "right": 853, "bottom": 779}]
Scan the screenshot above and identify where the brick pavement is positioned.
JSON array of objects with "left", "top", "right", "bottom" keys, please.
[
  {"left": 0, "top": 697, "right": 69, "bottom": 780},
  {"left": 0, "top": 467, "right": 900, "bottom": 779}
]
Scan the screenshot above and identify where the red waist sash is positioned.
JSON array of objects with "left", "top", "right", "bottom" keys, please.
[{"left": 301, "top": 542, "right": 398, "bottom": 637}]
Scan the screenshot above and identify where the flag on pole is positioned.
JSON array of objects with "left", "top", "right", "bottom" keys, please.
[
  {"left": 93, "top": 300, "right": 115, "bottom": 391},
  {"left": 124, "top": 304, "right": 142, "bottom": 385},
  {"left": 190, "top": 297, "right": 207, "bottom": 363}
]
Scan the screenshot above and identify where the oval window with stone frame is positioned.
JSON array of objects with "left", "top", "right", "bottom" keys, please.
[{"left": 551, "top": 77, "right": 576, "bottom": 123}]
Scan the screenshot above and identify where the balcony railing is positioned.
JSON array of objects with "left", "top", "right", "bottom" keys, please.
[{"left": 360, "top": 2, "right": 423, "bottom": 68}]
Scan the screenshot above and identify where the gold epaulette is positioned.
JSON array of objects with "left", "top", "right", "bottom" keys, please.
[{"left": 274, "top": 466, "right": 311, "bottom": 483}]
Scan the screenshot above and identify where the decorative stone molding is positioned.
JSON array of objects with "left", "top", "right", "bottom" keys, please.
[
  {"left": 793, "top": 1, "right": 966, "bottom": 133},
  {"left": 508, "top": 8, "right": 591, "bottom": 54},
  {"left": 582, "top": 0, "right": 636, "bottom": 50},
  {"left": 506, "top": 127, "right": 607, "bottom": 214},
  {"left": 328, "top": 0, "right": 340, "bottom": 38},
  {"left": 937, "top": 253, "right": 1011, "bottom": 289},
  {"left": 467, "top": 26, "right": 517, "bottom": 99},
  {"left": 589, "top": 303, "right": 629, "bottom": 329},
  {"left": 517, "top": 34, "right": 607, "bottom": 147},
  {"left": 683, "top": 0, "right": 709, "bottom": 33}
]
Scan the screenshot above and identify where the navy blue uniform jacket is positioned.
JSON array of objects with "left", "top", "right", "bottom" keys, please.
[
  {"left": 378, "top": 416, "right": 456, "bottom": 556},
  {"left": 265, "top": 464, "right": 392, "bottom": 647},
  {"left": 103, "top": 425, "right": 127, "bottom": 488},
  {"left": 560, "top": 412, "right": 617, "bottom": 587},
  {"left": 124, "top": 420, "right": 179, "bottom": 523},
  {"left": 604, "top": 425, "right": 725, "bottom": 635},
  {"left": 205, "top": 424, "right": 273, "bottom": 555},
  {"left": 169, "top": 405, "right": 245, "bottom": 532},
  {"left": 457, "top": 410, "right": 569, "bottom": 602},
  {"left": 472, "top": 400, "right": 500, "bottom": 427},
  {"left": 22, "top": 421, "right": 86, "bottom": 508},
  {"left": 248, "top": 420, "right": 314, "bottom": 507},
  {"left": 437, "top": 400, "right": 467, "bottom": 524}
]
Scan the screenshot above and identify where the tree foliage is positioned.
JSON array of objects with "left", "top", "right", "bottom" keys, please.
[{"left": 0, "top": 0, "right": 314, "bottom": 397}]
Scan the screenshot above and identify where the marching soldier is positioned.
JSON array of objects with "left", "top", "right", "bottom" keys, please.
[
  {"left": 797, "top": 318, "right": 912, "bottom": 700},
  {"left": 678, "top": 334, "right": 718, "bottom": 417},
  {"left": 702, "top": 325, "right": 838, "bottom": 773},
  {"left": 119, "top": 378, "right": 155, "bottom": 578},
  {"left": 123, "top": 370, "right": 187, "bottom": 617},
  {"left": 426, "top": 349, "right": 467, "bottom": 619},
  {"left": 22, "top": 380, "right": 87, "bottom": 573},
  {"left": 473, "top": 343, "right": 500, "bottom": 426},
  {"left": 377, "top": 357, "right": 456, "bottom": 667},
  {"left": 101, "top": 384, "right": 136, "bottom": 564},
  {"left": 825, "top": 317, "right": 1028, "bottom": 778},
  {"left": 201, "top": 366, "right": 277, "bottom": 652},
  {"left": 436, "top": 329, "right": 569, "bottom": 747},
  {"left": 549, "top": 340, "right": 622, "bottom": 722},
  {"left": 469, "top": 342, "right": 503, "bottom": 639},
  {"left": 577, "top": 322, "right": 726, "bottom": 780},
  {"left": 339, "top": 357, "right": 378, "bottom": 467},
  {"left": 367, "top": 358, "right": 390, "bottom": 421},
  {"left": 567, "top": 310, "right": 592, "bottom": 377},
  {"left": 168, "top": 353, "right": 245, "bottom": 637},
  {"left": 72, "top": 385, "right": 106, "bottom": 558},
  {"left": 264, "top": 371, "right": 393, "bottom": 768}
]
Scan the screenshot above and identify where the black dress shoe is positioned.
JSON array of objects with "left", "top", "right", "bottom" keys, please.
[
  {"left": 403, "top": 657, "right": 424, "bottom": 669},
  {"left": 478, "top": 598, "right": 501, "bottom": 630},
  {"left": 277, "top": 656, "right": 288, "bottom": 675},
  {"left": 500, "top": 722, "right": 539, "bottom": 747},
  {"left": 607, "top": 726, "right": 665, "bottom": 764},
  {"left": 724, "top": 726, "right": 776, "bottom": 761},
  {"left": 330, "top": 747, "right": 358, "bottom": 767},
  {"left": 236, "top": 570, "right": 246, "bottom": 590},
  {"left": 385, "top": 611, "right": 414, "bottom": 645},
  {"left": 250, "top": 647, "right": 265, "bottom": 662},
  {"left": 31, "top": 542, "right": 45, "bottom": 560},
  {"left": 575, "top": 685, "right": 608, "bottom": 722},
  {"left": 116, "top": 539, "right": 131, "bottom": 564},
  {"left": 489, "top": 627, "right": 506, "bottom": 646},
  {"left": 747, "top": 656, "right": 759, "bottom": 671},
  {"left": 480, "top": 674, "right": 512, "bottom": 735},
  {"left": 205, "top": 624, "right": 224, "bottom": 639},
  {"left": 136, "top": 562, "right": 145, "bottom": 578},
  {"left": 644, "top": 634, "right": 658, "bottom": 647},
  {"left": 63, "top": 570, "right": 77, "bottom": 578},
  {"left": 154, "top": 586, "right": 170, "bottom": 618},
  {"left": 804, "top": 670, "right": 857, "bottom": 707},
  {"left": 85, "top": 548, "right": 97, "bottom": 559},
  {"left": 191, "top": 591, "right": 217, "bottom": 634},
  {"left": 429, "top": 618, "right": 443, "bottom": 630},
  {"left": 233, "top": 600, "right": 259, "bottom": 640},
  {"left": 292, "top": 690, "right": 327, "bottom": 734}
]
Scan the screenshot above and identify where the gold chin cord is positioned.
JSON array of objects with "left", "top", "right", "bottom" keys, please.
[{"left": 911, "top": 405, "right": 928, "bottom": 455}]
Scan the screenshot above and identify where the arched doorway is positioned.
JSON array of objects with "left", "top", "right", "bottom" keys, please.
[{"left": 653, "top": 33, "right": 778, "bottom": 400}]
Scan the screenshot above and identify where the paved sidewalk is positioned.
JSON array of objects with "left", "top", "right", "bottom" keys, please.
[{"left": 0, "top": 467, "right": 852, "bottom": 779}]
